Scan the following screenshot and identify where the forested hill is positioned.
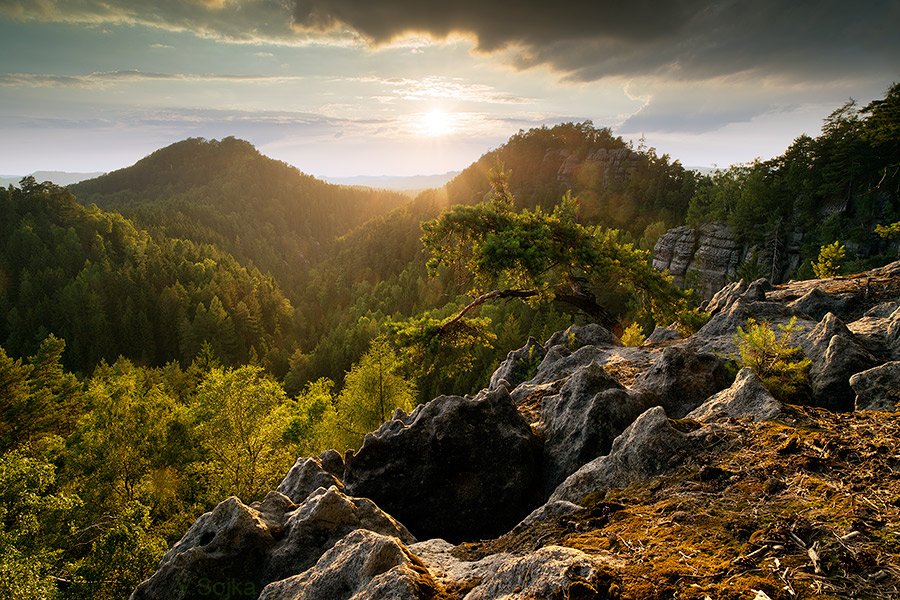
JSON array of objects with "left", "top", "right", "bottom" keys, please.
[
  {"left": 70, "top": 137, "right": 409, "bottom": 290},
  {"left": 0, "top": 179, "right": 295, "bottom": 374},
  {"left": 445, "top": 122, "right": 698, "bottom": 239}
]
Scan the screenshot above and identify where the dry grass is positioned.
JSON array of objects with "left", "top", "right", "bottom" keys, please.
[{"left": 457, "top": 406, "right": 900, "bottom": 599}]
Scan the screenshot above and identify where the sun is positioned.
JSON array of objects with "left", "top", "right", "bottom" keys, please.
[{"left": 420, "top": 109, "right": 453, "bottom": 137}]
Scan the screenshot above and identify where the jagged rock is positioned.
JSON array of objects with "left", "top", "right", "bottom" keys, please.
[
  {"left": 131, "top": 493, "right": 294, "bottom": 600},
  {"left": 803, "top": 313, "right": 878, "bottom": 411},
  {"left": 653, "top": 222, "right": 742, "bottom": 300},
  {"left": 265, "top": 486, "right": 414, "bottom": 583},
  {"left": 545, "top": 323, "right": 619, "bottom": 350},
  {"left": 489, "top": 336, "right": 545, "bottom": 390},
  {"left": 704, "top": 279, "right": 747, "bottom": 315},
  {"left": 865, "top": 301, "right": 900, "bottom": 318},
  {"left": 528, "top": 343, "right": 606, "bottom": 386},
  {"left": 464, "top": 545, "right": 614, "bottom": 599},
  {"left": 258, "top": 530, "right": 436, "bottom": 600},
  {"left": 344, "top": 387, "right": 541, "bottom": 542},
  {"left": 630, "top": 346, "right": 732, "bottom": 417},
  {"left": 541, "top": 362, "right": 647, "bottom": 492},
  {"left": 408, "top": 539, "right": 510, "bottom": 591},
  {"left": 550, "top": 406, "right": 697, "bottom": 504},
  {"left": 319, "top": 449, "right": 345, "bottom": 478},
  {"left": 645, "top": 325, "right": 682, "bottom": 344},
  {"left": 692, "top": 297, "right": 813, "bottom": 355},
  {"left": 276, "top": 456, "right": 343, "bottom": 504},
  {"left": 788, "top": 287, "right": 856, "bottom": 322},
  {"left": 687, "top": 368, "right": 782, "bottom": 422},
  {"left": 513, "top": 501, "right": 583, "bottom": 532},
  {"left": 850, "top": 362, "right": 900, "bottom": 411},
  {"left": 743, "top": 278, "right": 773, "bottom": 301}
]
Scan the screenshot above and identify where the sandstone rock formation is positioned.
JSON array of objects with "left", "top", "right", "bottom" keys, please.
[
  {"left": 652, "top": 222, "right": 743, "bottom": 299},
  {"left": 687, "top": 367, "right": 783, "bottom": 422},
  {"left": 134, "top": 261, "right": 900, "bottom": 600},
  {"left": 343, "top": 387, "right": 541, "bottom": 542}
]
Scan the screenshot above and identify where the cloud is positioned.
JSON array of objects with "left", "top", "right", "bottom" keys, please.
[
  {"left": 3, "top": 1, "right": 896, "bottom": 83},
  {"left": 0, "top": 0, "right": 322, "bottom": 45},
  {"left": 345, "top": 76, "right": 532, "bottom": 105},
  {"left": 0, "top": 70, "right": 305, "bottom": 88},
  {"left": 291, "top": 0, "right": 900, "bottom": 83}
]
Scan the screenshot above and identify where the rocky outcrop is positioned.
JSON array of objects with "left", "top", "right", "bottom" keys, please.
[
  {"left": 850, "top": 361, "right": 900, "bottom": 411},
  {"left": 802, "top": 313, "right": 878, "bottom": 411},
  {"left": 258, "top": 530, "right": 433, "bottom": 600},
  {"left": 630, "top": 346, "right": 732, "bottom": 418},
  {"left": 652, "top": 222, "right": 743, "bottom": 299},
  {"left": 541, "top": 362, "right": 646, "bottom": 492},
  {"left": 276, "top": 455, "right": 343, "bottom": 504},
  {"left": 687, "top": 367, "right": 783, "bottom": 422},
  {"left": 463, "top": 546, "right": 615, "bottom": 599},
  {"left": 489, "top": 336, "right": 545, "bottom": 390},
  {"left": 550, "top": 406, "right": 701, "bottom": 504},
  {"left": 135, "top": 260, "right": 900, "bottom": 600},
  {"left": 343, "top": 387, "right": 541, "bottom": 542},
  {"left": 130, "top": 487, "right": 412, "bottom": 600}
]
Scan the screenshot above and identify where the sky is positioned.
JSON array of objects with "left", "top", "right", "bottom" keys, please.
[{"left": 0, "top": 1, "right": 897, "bottom": 178}]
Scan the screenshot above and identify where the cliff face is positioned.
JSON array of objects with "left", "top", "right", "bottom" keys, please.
[
  {"left": 132, "top": 262, "right": 900, "bottom": 600},
  {"left": 652, "top": 221, "right": 812, "bottom": 300},
  {"left": 652, "top": 222, "right": 743, "bottom": 299}
]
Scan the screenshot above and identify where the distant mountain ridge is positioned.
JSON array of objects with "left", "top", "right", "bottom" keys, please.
[
  {"left": 70, "top": 137, "right": 410, "bottom": 292},
  {"left": 1, "top": 170, "right": 104, "bottom": 187},
  {"left": 323, "top": 171, "right": 459, "bottom": 191}
]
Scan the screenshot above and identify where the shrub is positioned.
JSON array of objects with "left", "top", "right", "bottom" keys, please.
[
  {"left": 811, "top": 241, "right": 845, "bottom": 279},
  {"left": 734, "top": 317, "right": 810, "bottom": 399},
  {"left": 620, "top": 322, "right": 646, "bottom": 347}
]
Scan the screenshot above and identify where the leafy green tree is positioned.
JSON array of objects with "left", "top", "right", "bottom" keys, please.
[
  {"left": 192, "top": 366, "right": 296, "bottom": 500},
  {"left": 875, "top": 221, "right": 900, "bottom": 239},
  {"left": 734, "top": 317, "right": 811, "bottom": 399},
  {"left": 812, "top": 241, "right": 846, "bottom": 278},
  {"left": 0, "top": 446, "right": 79, "bottom": 600},
  {"left": 419, "top": 182, "right": 690, "bottom": 335},
  {"left": 331, "top": 339, "right": 416, "bottom": 450},
  {"left": 285, "top": 377, "right": 340, "bottom": 455},
  {"left": 0, "top": 336, "right": 82, "bottom": 450}
]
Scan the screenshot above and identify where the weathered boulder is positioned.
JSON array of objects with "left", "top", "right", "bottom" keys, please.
[
  {"left": 264, "top": 486, "right": 414, "bottom": 583},
  {"left": 344, "top": 387, "right": 541, "bottom": 542},
  {"left": 276, "top": 456, "right": 343, "bottom": 504},
  {"left": 545, "top": 323, "right": 619, "bottom": 350},
  {"left": 531, "top": 343, "right": 632, "bottom": 387},
  {"left": 550, "top": 406, "right": 697, "bottom": 504},
  {"left": 742, "top": 278, "right": 773, "bottom": 302},
  {"left": 258, "top": 530, "right": 435, "bottom": 600},
  {"left": 541, "top": 362, "right": 647, "bottom": 492},
  {"left": 788, "top": 287, "right": 856, "bottom": 322},
  {"left": 131, "top": 492, "right": 294, "bottom": 600},
  {"left": 464, "top": 546, "right": 615, "bottom": 600},
  {"left": 850, "top": 361, "right": 900, "bottom": 411},
  {"left": 630, "top": 346, "right": 732, "bottom": 418},
  {"left": 489, "top": 336, "right": 545, "bottom": 390},
  {"left": 693, "top": 298, "right": 807, "bottom": 355},
  {"left": 704, "top": 279, "right": 747, "bottom": 315},
  {"left": 802, "top": 313, "right": 878, "bottom": 410},
  {"left": 645, "top": 325, "right": 682, "bottom": 344},
  {"left": 687, "top": 368, "right": 783, "bottom": 422},
  {"left": 408, "top": 539, "right": 510, "bottom": 592},
  {"left": 653, "top": 222, "right": 742, "bottom": 300}
]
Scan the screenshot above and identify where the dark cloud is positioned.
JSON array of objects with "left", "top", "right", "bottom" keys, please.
[
  {"left": 3, "top": 1, "right": 898, "bottom": 82},
  {"left": 292, "top": 0, "right": 900, "bottom": 81}
]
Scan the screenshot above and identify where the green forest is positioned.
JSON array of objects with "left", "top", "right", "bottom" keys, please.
[{"left": 1, "top": 84, "right": 898, "bottom": 599}]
